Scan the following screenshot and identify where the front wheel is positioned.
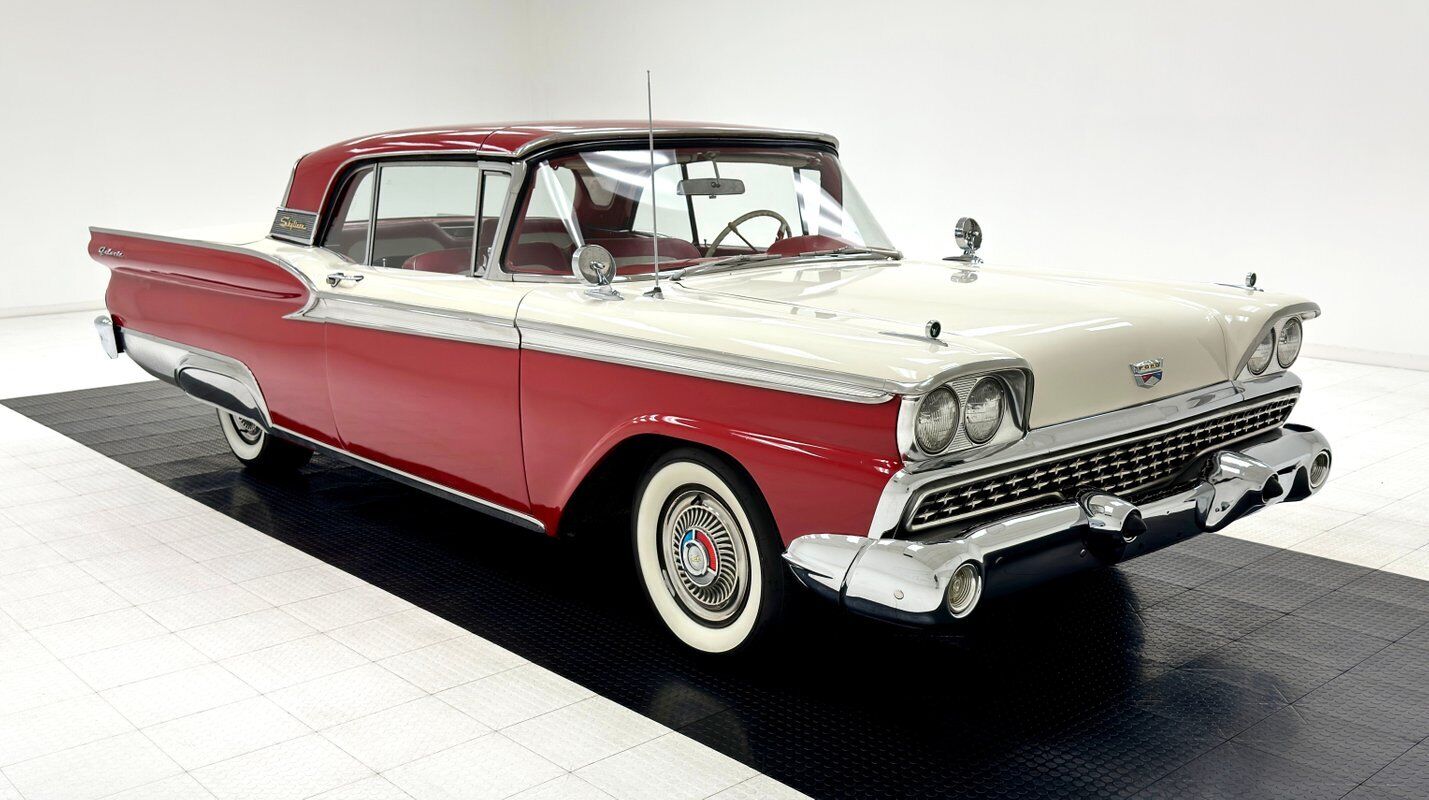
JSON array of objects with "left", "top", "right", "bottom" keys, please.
[
  {"left": 633, "top": 449, "right": 785, "bottom": 654},
  {"left": 217, "top": 410, "right": 313, "bottom": 473}
]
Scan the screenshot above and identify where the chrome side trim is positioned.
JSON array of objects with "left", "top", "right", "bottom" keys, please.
[
  {"left": 269, "top": 425, "right": 545, "bottom": 533},
  {"left": 518, "top": 322, "right": 1031, "bottom": 404},
  {"left": 117, "top": 325, "right": 542, "bottom": 533},
  {"left": 294, "top": 295, "right": 519, "bottom": 348},
  {"left": 88, "top": 227, "right": 319, "bottom": 315},
  {"left": 519, "top": 321, "right": 893, "bottom": 404},
  {"left": 864, "top": 372, "right": 1304, "bottom": 538},
  {"left": 121, "top": 329, "right": 272, "bottom": 428}
]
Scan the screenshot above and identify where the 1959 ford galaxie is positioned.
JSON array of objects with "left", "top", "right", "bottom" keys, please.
[{"left": 89, "top": 121, "right": 1331, "bottom": 653}]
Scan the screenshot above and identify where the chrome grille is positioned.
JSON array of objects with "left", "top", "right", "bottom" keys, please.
[{"left": 907, "top": 394, "right": 1298, "bottom": 532}]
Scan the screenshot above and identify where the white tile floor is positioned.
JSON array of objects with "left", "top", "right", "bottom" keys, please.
[
  {"left": 2, "top": 311, "right": 1429, "bottom": 800},
  {"left": 0, "top": 312, "right": 802, "bottom": 800}
]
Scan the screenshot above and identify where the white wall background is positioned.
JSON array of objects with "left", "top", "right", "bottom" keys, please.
[
  {"left": 0, "top": 0, "right": 534, "bottom": 316},
  {"left": 5, "top": 0, "right": 1427, "bottom": 362}
]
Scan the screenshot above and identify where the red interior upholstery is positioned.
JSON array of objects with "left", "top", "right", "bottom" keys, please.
[
  {"left": 508, "top": 241, "right": 571, "bottom": 273},
  {"left": 399, "top": 248, "right": 471, "bottom": 273},
  {"left": 587, "top": 236, "right": 701, "bottom": 262}
]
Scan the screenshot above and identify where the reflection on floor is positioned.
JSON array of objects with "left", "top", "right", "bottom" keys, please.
[
  {"left": 3, "top": 376, "right": 1428, "bottom": 800},
  {"left": 0, "top": 310, "right": 1427, "bottom": 800}
]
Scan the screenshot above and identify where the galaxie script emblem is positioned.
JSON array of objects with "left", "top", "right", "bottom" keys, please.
[
  {"left": 1129, "top": 358, "right": 1164, "bottom": 388},
  {"left": 97, "top": 246, "right": 124, "bottom": 258}
]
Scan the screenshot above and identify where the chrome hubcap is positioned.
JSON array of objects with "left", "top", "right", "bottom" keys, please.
[
  {"left": 661, "top": 489, "right": 749, "bottom": 625},
  {"left": 232, "top": 416, "right": 263, "bottom": 445}
]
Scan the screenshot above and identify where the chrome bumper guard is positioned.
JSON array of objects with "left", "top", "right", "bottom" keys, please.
[{"left": 784, "top": 424, "right": 1331, "bottom": 626}]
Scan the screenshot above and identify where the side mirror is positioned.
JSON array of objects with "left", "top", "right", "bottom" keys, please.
[
  {"left": 571, "top": 244, "right": 621, "bottom": 300},
  {"left": 946, "top": 217, "right": 983, "bottom": 264}
]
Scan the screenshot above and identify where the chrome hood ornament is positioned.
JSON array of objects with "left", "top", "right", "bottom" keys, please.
[{"left": 1129, "top": 358, "right": 1164, "bottom": 388}]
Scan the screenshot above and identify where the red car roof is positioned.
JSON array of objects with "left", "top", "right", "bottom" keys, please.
[{"left": 281, "top": 121, "right": 837, "bottom": 212}]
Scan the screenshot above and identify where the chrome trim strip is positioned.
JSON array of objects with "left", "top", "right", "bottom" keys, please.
[
  {"left": 88, "top": 227, "right": 319, "bottom": 315},
  {"left": 294, "top": 295, "right": 519, "bottom": 349},
  {"left": 519, "top": 321, "right": 893, "bottom": 404},
  {"left": 120, "top": 329, "right": 272, "bottom": 428},
  {"left": 270, "top": 425, "right": 545, "bottom": 533},
  {"left": 864, "top": 372, "right": 1304, "bottom": 537},
  {"left": 117, "top": 325, "right": 542, "bottom": 533}
]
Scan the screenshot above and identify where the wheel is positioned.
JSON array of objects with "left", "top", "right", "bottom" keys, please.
[
  {"left": 633, "top": 448, "right": 785, "bottom": 654},
  {"left": 217, "top": 409, "right": 312, "bottom": 473}
]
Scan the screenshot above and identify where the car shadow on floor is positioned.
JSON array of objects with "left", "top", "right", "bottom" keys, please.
[{"left": 10, "top": 382, "right": 1427, "bottom": 800}]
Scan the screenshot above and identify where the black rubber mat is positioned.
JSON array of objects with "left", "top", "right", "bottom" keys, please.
[{"left": 8, "top": 381, "right": 1429, "bottom": 799}]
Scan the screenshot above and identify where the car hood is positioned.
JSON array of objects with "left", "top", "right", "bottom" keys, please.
[{"left": 680, "top": 259, "right": 1234, "bottom": 427}]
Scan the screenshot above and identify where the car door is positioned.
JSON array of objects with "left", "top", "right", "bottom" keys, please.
[{"left": 315, "top": 161, "right": 534, "bottom": 519}]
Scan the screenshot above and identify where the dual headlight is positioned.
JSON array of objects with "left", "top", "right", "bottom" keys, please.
[
  {"left": 912, "top": 375, "right": 1012, "bottom": 457},
  {"left": 1247, "top": 316, "right": 1304, "bottom": 375}
]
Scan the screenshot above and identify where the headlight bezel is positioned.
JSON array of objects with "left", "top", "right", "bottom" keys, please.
[
  {"left": 898, "top": 368, "right": 1030, "bottom": 467},
  {"left": 1237, "top": 306, "right": 1316, "bottom": 380}
]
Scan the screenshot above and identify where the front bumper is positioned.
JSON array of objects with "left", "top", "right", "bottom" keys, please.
[{"left": 784, "top": 424, "right": 1331, "bottom": 625}]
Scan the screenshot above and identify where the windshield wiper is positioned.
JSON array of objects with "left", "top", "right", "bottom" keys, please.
[
  {"left": 674, "top": 253, "right": 784, "bottom": 280},
  {"left": 676, "top": 246, "right": 902, "bottom": 281}
]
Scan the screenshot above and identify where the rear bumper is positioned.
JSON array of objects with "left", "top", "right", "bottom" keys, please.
[{"left": 783, "top": 424, "right": 1331, "bottom": 625}]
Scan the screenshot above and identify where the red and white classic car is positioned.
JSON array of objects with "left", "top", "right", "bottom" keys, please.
[{"left": 90, "top": 121, "right": 1331, "bottom": 653}]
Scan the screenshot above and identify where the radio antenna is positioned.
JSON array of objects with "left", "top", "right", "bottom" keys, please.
[{"left": 644, "top": 70, "right": 664, "bottom": 299}]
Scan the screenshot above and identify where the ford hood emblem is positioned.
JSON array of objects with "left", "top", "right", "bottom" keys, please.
[{"left": 1130, "top": 358, "right": 1164, "bottom": 388}]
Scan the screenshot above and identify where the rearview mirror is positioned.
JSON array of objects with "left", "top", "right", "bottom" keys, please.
[{"left": 676, "top": 178, "right": 745, "bottom": 197}]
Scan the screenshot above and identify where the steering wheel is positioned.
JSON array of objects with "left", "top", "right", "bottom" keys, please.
[{"left": 704, "top": 209, "right": 792, "bottom": 258}]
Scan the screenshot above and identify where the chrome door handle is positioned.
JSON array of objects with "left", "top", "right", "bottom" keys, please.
[{"left": 326, "top": 272, "right": 365, "bottom": 288}]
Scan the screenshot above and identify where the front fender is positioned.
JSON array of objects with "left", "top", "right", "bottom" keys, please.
[{"left": 519, "top": 349, "right": 901, "bottom": 544}]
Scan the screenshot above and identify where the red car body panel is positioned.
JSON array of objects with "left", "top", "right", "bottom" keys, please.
[
  {"left": 89, "top": 229, "right": 901, "bottom": 544},
  {"left": 325, "top": 325, "right": 531, "bottom": 513},
  {"left": 519, "top": 350, "right": 901, "bottom": 543},
  {"left": 91, "top": 230, "right": 340, "bottom": 447}
]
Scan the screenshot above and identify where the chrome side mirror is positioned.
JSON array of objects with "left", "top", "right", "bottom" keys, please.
[
  {"left": 571, "top": 244, "right": 621, "bottom": 300},
  {"left": 946, "top": 217, "right": 983, "bottom": 264}
]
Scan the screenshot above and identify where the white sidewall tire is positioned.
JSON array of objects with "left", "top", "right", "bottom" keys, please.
[
  {"left": 218, "top": 410, "right": 264, "bottom": 462},
  {"left": 636, "top": 460, "right": 763, "bottom": 654}
]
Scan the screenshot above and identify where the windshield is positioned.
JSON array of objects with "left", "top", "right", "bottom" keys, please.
[{"left": 503, "top": 145, "right": 893, "bottom": 278}]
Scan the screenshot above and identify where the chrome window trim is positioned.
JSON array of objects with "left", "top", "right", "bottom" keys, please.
[
  {"left": 290, "top": 294, "right": 518, "bottom": 348},
  {"left": 88, "top": 227, "right": 320, "bottom": 315},
  {"left": 865, "top": 371, "right": 1304, "bottom": 538},
  {"left": 508, "top": 126, "right": 838, "bottom": 159}
]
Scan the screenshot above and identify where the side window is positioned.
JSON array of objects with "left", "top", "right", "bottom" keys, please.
[
  {"left": 321, "top": 168, "right": 374, "bottom": 262},
  {"left": 474, "top": 172, "right": 511, "bottom": 275},
  {"left": 371, "top": 164, "right": 480, "bottom": 273}
]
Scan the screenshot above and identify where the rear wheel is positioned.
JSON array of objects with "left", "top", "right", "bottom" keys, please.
[
  {"left": 217, "top": 410, "right": 312, "bottom": 473},
  {"left": 633, "top": 448, "right": 785, "bottom": 654}
]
